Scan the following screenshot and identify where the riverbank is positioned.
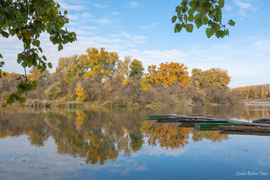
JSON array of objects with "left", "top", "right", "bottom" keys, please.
[
  {"left": 0, "top": 99, "right": 233, "bottom": 108},
  {"left": 240, "top": 100, "right": 270, "bottom": 104}
]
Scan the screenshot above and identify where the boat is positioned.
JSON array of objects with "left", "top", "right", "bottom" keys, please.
[
  {"left": 252, "top": 119, "right": 270, "bottom": 124},
  {"left": 216, "top": 125, "right": 270, "bottom": 133},
  {"left": 145, "top": 115, "right": 170, "bottom": 120},
  {"left": 220, "top": 131, "right": 270, "bottom": 136},
  {"left": 195, "top": 123, "right": 246, "bottom": 129},
  {"left": 157, "top": 118, "right": 228, "bottom": 124}
]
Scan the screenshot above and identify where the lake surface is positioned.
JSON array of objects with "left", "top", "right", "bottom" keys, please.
[{"left": 0, "top": 105, "right": 270, "bottom": 180}]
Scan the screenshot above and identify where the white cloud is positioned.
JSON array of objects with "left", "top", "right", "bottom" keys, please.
[
  {"left": 224, "top": 5, "right": 233, "bottom": 10},
  {"left": 143, "top": 49, "right": 187, "bottom": 61},
  {"left": 94, "top": 18, "right": 111, "bottom": 25},
  {"left": 92, "top": 3, "right": 108, "bottom": 8},
  {"left": 234, "top": 0, "right": 253, "bottom": 16},
  {"left": 234, "top": 0, "right": 252, "bottom": 9},
  {"left": 112, "top": 12, "right": 121, "bottom": 15},
  {"left": 58, "top": 1, "right": 87, "bottom": 10},
  {"left": 67, "top": 14, "right": 80, "bottom": 20},
  {"left": 81, "top": 12, "right": 94, "bottom": 18},
  {"left": 124, "top": 2, "right": 140, "bottom": 8},
  {"left": 82, "top": 26, "right": 97, "bottom": 30},
  {"left": 122, "top": 32, "right": 132, "bottom": 39},
  {"left": 126, "top": 44, "right": 136, "bottom": 47},
  {"left": 138, "top": 23, "right": 157, "bottom": 29},
  {"left": 134, "top": 35, "right": 148, "bottom": 40},
  {"left": 67, "top": 29, "right": 95, "bottom": 35},
  {"left": 122, "top": 32, "right": 149, "bottom": 41},
  {"left": 67, "top": 13, "right": 94, "bottom": 21}
]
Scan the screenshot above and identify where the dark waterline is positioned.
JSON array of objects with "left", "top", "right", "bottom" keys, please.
[{"left": 0, "top": 105, "right": 270, "bottom": 180}]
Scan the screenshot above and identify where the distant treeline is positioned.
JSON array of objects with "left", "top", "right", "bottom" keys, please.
[{"left": 0, "top": 47, "right": 268, "bottom": 107}]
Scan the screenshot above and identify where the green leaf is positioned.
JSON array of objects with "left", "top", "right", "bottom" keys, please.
[
  {"left": 195, "top": 18, "right": 202, "bottom": 28},
  {"left": 210, "top": 22, "right": 220, "bottom": 31},
  {"left": 0, "top": 54, "right": 3, "bottom": 58},
  {"left": 188, "top": 8, "right": 195, "bottom": 16},
  {"left": 42, "top": 55, "right": 47, "bottom": 61},
  {"left": 22, "top": 62, "right": 27, "bottom": 67},
  {"left": 186, "top": 24, "right": 193, "bottom": 33},
  {"left": 2, "top": 31, "right": 9, "bottom": 38},
  {"left": 228, "top": 19, "right": 235, "bottom": 26},
  {"left": 174, "top": 23, "right": 182, "bottom": 33},
  {"left": 175, "top": 6, "right": 181, "bottom": 12},
  {"left": 218, "top": 0, "right": 225, "bottom": 8},
  {"left": 64, "top": 10, "right": 68, "bottom": 15},
  {"left": 9, "top": 29, "right": 16, "bottom": 36},
  {"left": 33, "top": 40, "right": 40, "bottom": 47},
  {"left": 48, "top": 62, "right": 53, "bottom": 68},
  {"left": 58, "top": 44, "right": 63, "bottom": 51},
  {"left": 215, "top": 30, "right": 225, "bottom": 38},
  {"left": 202, "top": 2, "right": 211, "bottom": 11},
  {"left": 203, "top": 16, "right": 208, "bottom": 25},
  {"left": 187, "top": 15, "right": 194, "bottom": 22},
  {"left": 38, "top": 47, "right": 43, "bottom": 53},
  {"left": 206, "top": 28, "right": 215, "bottom": 38},
  {"left": 172, "top": 16, "right": 177, "bottom": 23}
]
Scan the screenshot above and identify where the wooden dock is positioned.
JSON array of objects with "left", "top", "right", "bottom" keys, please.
[
  {"left": 163, "top": 114, "right": 270, "bottom": 134},
  {"left": 169, "top": 114, "right": 270, "bottom": 127}
]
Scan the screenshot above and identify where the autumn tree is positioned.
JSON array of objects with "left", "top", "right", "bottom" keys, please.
[
  {"left": 0, "top": 0, "right": 76, "bottom": 104},
  {"left": 28, "top": 66, "right": 50, "bottom": 86},
  {"left": 83, "top": 48, "right": 119, "bottom": 79},
  {"left": 83, "top": 47, "right": 120, "bottom": 104},
  {"left": 56, "top": 55, "right": 85, "bottom": 84},
  {"left": 145, "top": 62, "right": 190, "bottom": 86},
  {"left": 118, "top": 56, "right": 131, "bottom": 79},
  {"left": 44, "top": 82, "right": 62, "bottom": 100},
  {"left": 75, "top": 82, "right": 89, "bottom": 102},
  {"left": 191, "top": 68, "right": 231, "bottom": 89},
  {"left": 129, "top": 58, "right": 144, "bottom": 79}
]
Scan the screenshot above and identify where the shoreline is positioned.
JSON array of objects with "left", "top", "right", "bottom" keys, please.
[{"left": 0, "top": 100, "right": 237, "bottom": 108}]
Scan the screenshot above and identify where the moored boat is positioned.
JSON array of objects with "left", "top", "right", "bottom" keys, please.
[
  {"left": 195, "top": 123, "right": 246, "bottom": 129},
  {"left": 145, "top": 115, "right": 170, "bottom": 120},
  {"left": 252, "top": 119, "right": 270, "bottom": 124}
]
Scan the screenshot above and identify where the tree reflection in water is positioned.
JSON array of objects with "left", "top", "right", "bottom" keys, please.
[{"left": 1, "top": 106, "right": 262, "bottom": 165}]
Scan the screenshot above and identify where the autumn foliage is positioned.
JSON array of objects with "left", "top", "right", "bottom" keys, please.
[{"left": 0, "top": 47, "right": 249, "bottom": 106}]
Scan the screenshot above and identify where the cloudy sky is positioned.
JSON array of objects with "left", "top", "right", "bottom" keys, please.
[{"left": 1, "top": 0, "right": 270, "bottom": 88}]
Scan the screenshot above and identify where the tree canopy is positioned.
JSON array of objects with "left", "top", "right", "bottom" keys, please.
[
  {"left": 145, "top": 62, "right": 190, "bottom": 86},
  {"left": 0, "top": 0, "right": 76, "bottom": 104}
]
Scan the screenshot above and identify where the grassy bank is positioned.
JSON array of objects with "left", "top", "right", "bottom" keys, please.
[{"left": 0, "top": 99, "right": 235, "bottom": 108}]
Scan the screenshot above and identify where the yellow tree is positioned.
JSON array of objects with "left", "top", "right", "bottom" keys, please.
[
  {"left": 118, "top": 56, "right": 131, "bottom": 78},
  {"left": 83, "top": 48, "right": 120, "bottom": 104},
  {"left": 28, "top": 66, "right": 50, "bottom": 86},
  {"left": 145, "top": 62, "right": 189, "bottom": 86},
  {"left": 191, "top": 68, "right": 231, "bottom": 89},
  {"left": 83, "top": 48, "right": 119, "bottom": 79},
  {"left": 56, "top": 55, "right": 86, "bottom": 84},
  {"left": 75, "top": 83, "right": 89, "bottom": 102}
]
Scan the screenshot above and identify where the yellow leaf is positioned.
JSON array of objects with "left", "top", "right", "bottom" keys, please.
[
  {"left": 17, "top": 32, "right": 22, "bottom": 38},
  {"left": 23, "top": 29, "right": 32, "bottom": 40},
  {"left": 5, "top": 94, "right": 10, "bottom": 100}
]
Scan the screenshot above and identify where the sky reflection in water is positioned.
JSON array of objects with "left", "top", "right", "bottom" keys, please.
[{"left": 0, "top": 105, "right": 270, "bottom": 180}]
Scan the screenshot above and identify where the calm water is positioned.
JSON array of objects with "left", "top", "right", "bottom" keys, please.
[{"left": 0, "top": 105, "right": 270, "bottom": 180}]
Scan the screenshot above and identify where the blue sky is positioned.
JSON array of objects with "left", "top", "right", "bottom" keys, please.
[{"left": 1, "top": 0, "right": 270, "bottom": 88}]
